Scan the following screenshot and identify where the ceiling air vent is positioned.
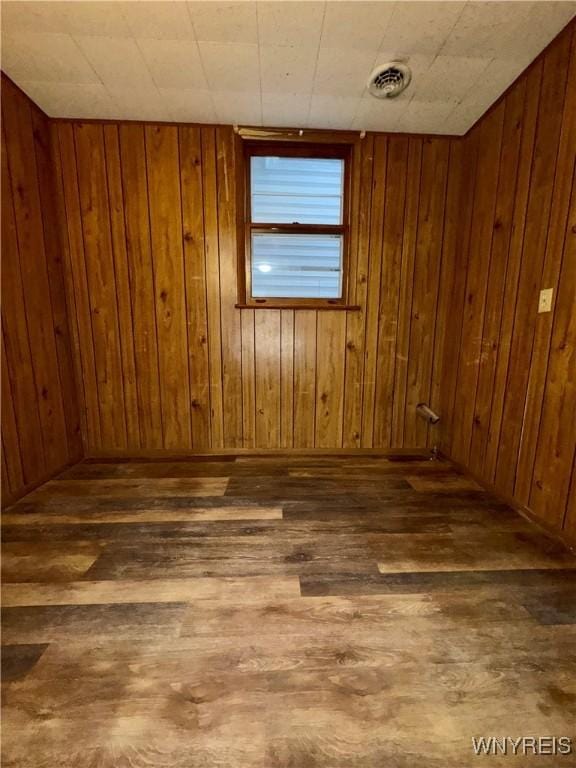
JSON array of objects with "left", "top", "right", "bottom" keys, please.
[{"left": 368, "top": 62, "right": 411, "bottom": 99}]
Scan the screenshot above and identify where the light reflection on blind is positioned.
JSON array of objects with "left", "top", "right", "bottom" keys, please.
[
  {"left": 251, "top": 156, "right": 344, "bottom": 224},
  {"left": 252, "top": 233, "right": 343, "bottom": 298}
]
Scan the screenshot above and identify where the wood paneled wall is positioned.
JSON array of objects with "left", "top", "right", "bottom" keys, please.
[
  {"left": 439, "top": 21, "right": 576, "bottom": 545},
  {"left": 1, "top": 78, "right": 82, "bottom": 505},
  {"left": 3, "top": 21, "right": 574, "bottom": 546},
  {"left": 52, "top": 121, "right": 462, "bottom": 453}
]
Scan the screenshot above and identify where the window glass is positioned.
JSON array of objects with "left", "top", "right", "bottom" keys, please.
[
  {"left": 250, "top": 156, "right": 344, "bottom": 225},
  {"left": 251, "top": 233, "right": 343, "bottom": 299}
]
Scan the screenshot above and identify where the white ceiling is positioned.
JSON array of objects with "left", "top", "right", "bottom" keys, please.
[{"left": 1, "top": 1, "right": 575, "bottom": 135}]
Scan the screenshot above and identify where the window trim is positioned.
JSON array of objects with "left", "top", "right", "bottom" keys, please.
[{"left": 237, "top": 140, "right": 356, "bottom": 309}]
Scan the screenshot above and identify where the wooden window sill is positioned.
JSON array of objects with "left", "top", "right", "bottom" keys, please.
[{"left": 235, "top": 303, "right": 361, "bottom": 311}]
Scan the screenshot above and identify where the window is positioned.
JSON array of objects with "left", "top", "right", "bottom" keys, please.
[{"left": 238, "top": 141, "right": 353, "bottom": 308}]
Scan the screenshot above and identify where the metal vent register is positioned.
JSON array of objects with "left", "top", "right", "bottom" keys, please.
[{"left": 368, "top": 62, "right": 412, "bottom": 99}]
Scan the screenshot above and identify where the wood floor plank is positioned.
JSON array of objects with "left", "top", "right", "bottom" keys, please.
[
  {"left": 1, "top": 455, "right": 575, "bottom": 768},
  {"left": 1, "top": 506, "right": 283, "bottom": 525},
  {"left": 376, "top": 532, "right": 574, "bottom": 573},
  {"left": 0, "top": 517, "right": 458, "bottom": 545},
  {"left": 59, "top": 460, "right": 242, "bottom": 479},
  {"left": 26, "top": 477, "right": 229, "bottom": 499},
  {"left": 521, "top": 588, "right": 576, "bottom": 626},
  {"left": 1, "top": 643, "right": 48, "bottom": 682},
  {"left": 1, "top": 576, "right": 300, "bottom": 607},
  {"left": 3, "top": 626, "right": 575, "bottom": 767},
  {"left": 287, "top": 461, "right": 449, "bottom": 476},
  {"left": 83, "top": 547, "right": 381, "bottom": 580},
  {"left": 10, "top": 494, "right": 286, "bottom": 515},
  {"left": 225, "top": 476, "right": 411, "bottom": 499},
  {"left": 17, "top": 625, "right": 576, "bottom": 674},
  {"left": 1, "top": 541, "right": 101, "bottom": 583},
  {"left": 57, "top": 457, "right": 443, "bottom": 480},
  {"left": 301, "top": 568, "right": 576, "bottom": 596},
  {"left": 406, "top": 474, "right": 483, "bottom": 492},
  {"left": 1, "top": 602, "right": 187, "bottom": 644},
  {"left": 179, "top": 592, "right": 533, "bottom": 639}
]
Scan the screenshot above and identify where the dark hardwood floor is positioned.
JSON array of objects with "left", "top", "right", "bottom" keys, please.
[{"left": 2, "top": 456, "right": 575, "bottom": 767}]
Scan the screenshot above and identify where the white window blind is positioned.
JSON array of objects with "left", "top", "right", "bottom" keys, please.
[
  {"left": 249, "top": 155, "right": 345, "bottom": 299},
  {"left": 252, "top": 233, "right": 343, "bottom": 298},
  {"left": 251, "top": 156, "right": 344, "bottom": 224}
]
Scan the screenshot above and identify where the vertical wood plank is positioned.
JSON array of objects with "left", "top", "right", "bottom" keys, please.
[
  {"left": 373, "top": 137, "right": 408, "bottom": 448},
  {"left": 451, "top": 108, "right": 505, "bottom": 463},
  {"left": 57, "top": 123, "right": 102, "bottom": 449},
  {"left": 1, "top": 329, "right": 24, "bottom": 492},
  {"left": 216, "top": 126, "right": 243, "bottom": 447},
  {"left": 3, "top": 86, "right": 69, "bottom": 466},
  {"left": 564, "top": 455, "right": 576, "bottom": 547},
  {"left": 432, "top": 139, "right": 465, "bottom": 449},
  {"left": 118, "top": 124, "right": 163, "bottom": 448},
  {"left": 482, "top": 62, "right": 543, "bottom": 482},
  {"left": 50, "top": 123, "right": 90, "bottom": 452},
  {"left": 32, "top": 109, "right": 83, "bottom": 460},
  {"left": 315, "top": 312, "right": 346, "bottom": 448},
  {"left": 391, "top": 138, "right": 422, "bottom": 447},
  {"left": 293, "top": 310, "right": 317, "bottom": 448},
  {"left": 179, "top": 125, "right": 211, "bottom": 449},
  {"left": 102, "top": 124, "right": 140, "bottom": 448},
  {"left": 438, "top": 133, "right": 478, "bottom": 456},
  {"left": 361, "top": 135, "right": 387, "bottom": 447},
  {"left": 1, "top": 126, "right": 46, "bottom": 482},
  {"left": 280, "top": 309, "right": 294, "bottom": 448},
  {"left": 405, "top": 138, "right": 450, "bottom": 448},
  {"left": 529, "top": 182, "right": 576, "bottom": 527},
  {"left": 1, "top": 440, "right": 15, "bottom": 503},
  {"left": 343, "top": 135, "right": 373, "bottom": 448},
  {"left": 255, "top": 310, "right": 281, "bottom": 448},
  {"left": 145, "top": 125, "right": 191, "bottom": 448},
  {"left": 241, "top": 310, "right": 256, "bottom": 448},
  {"left": 74, "top": 123, "right": 127, "bottom": 449},
  {"left": 201, "top": 126, "right": 224, "bottom": 448},
  {"left": 468, "top": 83, "right": 526, "bottom": 475},
  {"left": 346, "top": 138, "right": 362, "bottom": 306}
]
